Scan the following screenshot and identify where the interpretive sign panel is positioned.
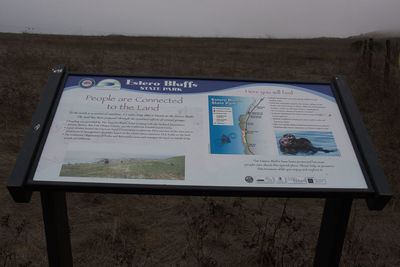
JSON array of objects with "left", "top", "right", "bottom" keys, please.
[
  {"left": 7, "top": 68, "right": 391, "bottom": 267},
  {"left": 32, "top": 75, "right": 368, "bottom": 190}
]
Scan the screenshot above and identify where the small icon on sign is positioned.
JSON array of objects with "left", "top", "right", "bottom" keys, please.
[
  {"left": 264, "top": 176, "right": 275, "bottom": 184},
  {"left": 96, "top": 79, "right": 121, "bottom": 90},
  {"left": 276, "top": 177, "right": 287, "bottom": 184},
  {"left": 245, "top": 176, "right": 254, "bottom": 183},
  {"left": 79, "top": 78, "right": 95, "bottom": 89}
]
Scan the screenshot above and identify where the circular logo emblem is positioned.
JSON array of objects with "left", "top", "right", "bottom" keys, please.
[
  {"left": 245, "top": 176, "right": 254, "bottom": 183},
  {"left": 79, "top": 78, "right": 95, "bottom": 88}
]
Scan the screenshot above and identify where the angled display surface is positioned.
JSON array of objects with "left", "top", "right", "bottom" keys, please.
[
  {"left": 31, "top": 74, "right": 369, "bottom": 191},
  {"left": 6, "top": 68, "right": 391, "bottom": 267}
]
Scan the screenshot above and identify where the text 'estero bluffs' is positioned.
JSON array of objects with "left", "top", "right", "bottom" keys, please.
[{"left": 126, "top": 79, "right": 198, "bottom": 92}]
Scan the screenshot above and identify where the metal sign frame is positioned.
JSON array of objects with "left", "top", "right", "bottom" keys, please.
[{"left": 7, "top": 66, "right": 392, "bottom": 266}]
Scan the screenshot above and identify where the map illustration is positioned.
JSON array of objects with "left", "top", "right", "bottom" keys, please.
[
  {"left": 209, "top": 95, "right": 274, "bottom": 155},
  {"left": 238, "top": 97, "right": 266, "bottom": 155}
]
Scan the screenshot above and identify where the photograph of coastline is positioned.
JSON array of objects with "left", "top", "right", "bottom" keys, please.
[{"left": 59, "top": 151, "right": 185, "bottom": 180}]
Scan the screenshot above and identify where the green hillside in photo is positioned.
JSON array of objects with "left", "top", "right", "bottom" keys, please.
[{"left": 59, "top": 156, "right": 185, "bottom": 180}]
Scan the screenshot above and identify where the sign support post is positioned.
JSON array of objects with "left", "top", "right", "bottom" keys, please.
[
  {"left": 314, "top": 198, "right": 353, "bottom": 267},
  {"left": 40, "top": 191, "right": 73, "bottom": 267}
]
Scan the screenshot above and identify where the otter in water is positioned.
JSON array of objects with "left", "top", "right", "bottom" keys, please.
[{"left": 279, "top": 133, "right": 335, "bottom": 155}]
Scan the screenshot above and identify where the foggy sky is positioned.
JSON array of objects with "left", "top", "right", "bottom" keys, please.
[{"left": 1, "top": 0, "right": 399, "bottom": 38}]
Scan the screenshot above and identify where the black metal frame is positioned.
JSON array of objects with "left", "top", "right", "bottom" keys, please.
[
  {"left": 8, "top": 67, "right": 388, "bottom": 202},
  {"left": 7, "top": 66, "right": 67, "bottom": 202},
  {"left": 331, "top": 76, "right": 391, "bottom": 210},
  {"left": 7, "top": 66, "right": 392, "bottom": 267}
]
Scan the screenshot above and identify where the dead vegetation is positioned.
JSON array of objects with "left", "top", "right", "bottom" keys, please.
[{"left": 0, "top": 33, "right": 399, "bottom": 266}]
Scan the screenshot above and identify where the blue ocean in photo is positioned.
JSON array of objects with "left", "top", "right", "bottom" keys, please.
[{"left": 275, "top": 130, "right": 340, "bottom": 156}]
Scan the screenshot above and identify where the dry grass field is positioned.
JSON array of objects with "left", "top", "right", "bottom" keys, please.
[{"left": 0, "top": 33, "right": 399, "bottom": 266}]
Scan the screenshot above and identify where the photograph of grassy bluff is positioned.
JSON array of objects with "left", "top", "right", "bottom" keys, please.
[{"left": 60, "top": 153, "right": 185, "bottom": 180}]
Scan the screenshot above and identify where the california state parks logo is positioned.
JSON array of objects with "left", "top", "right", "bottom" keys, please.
[{"left": 79, "top": 78, "right": 95, "bottom": 88}]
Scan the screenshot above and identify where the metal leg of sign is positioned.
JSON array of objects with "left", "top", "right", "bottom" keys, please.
[
  {"left": 313, "top": 198, "right": 353, "bottom": 267},
  {"left": 40, "top": 191, "right": 73, "bottom": 267}
]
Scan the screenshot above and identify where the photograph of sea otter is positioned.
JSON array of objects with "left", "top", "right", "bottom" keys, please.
[{"left": 276, "top": 131, "right": 340, "bottom": 156}]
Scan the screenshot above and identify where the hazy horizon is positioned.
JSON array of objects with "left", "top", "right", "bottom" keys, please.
[{"left": 1, "top": 0, "right": 400, "bottom": 39}]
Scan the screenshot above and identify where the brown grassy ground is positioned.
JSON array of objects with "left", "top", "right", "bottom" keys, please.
[{"left": 0, "top": 33, "right": 399, "bottom": 266}]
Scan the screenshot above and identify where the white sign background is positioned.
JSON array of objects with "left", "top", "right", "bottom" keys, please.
[{"left": 33, "top": 77, "right": 368, "bottom": 189}]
